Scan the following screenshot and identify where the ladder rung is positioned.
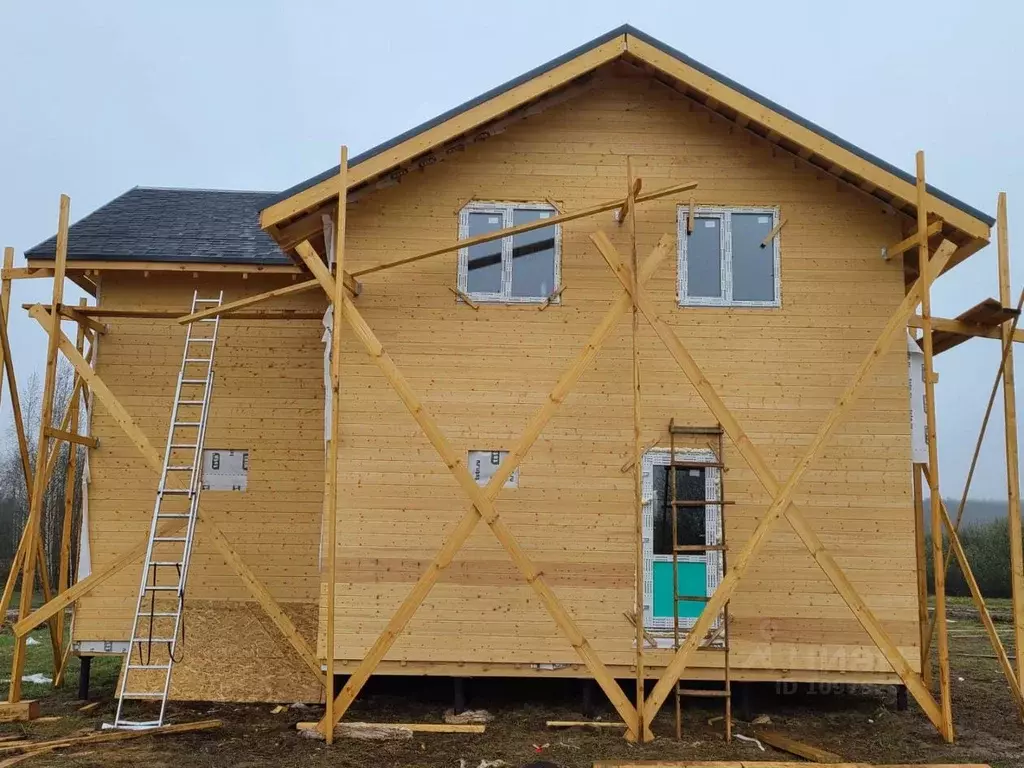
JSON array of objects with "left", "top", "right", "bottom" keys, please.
[
  {"left": 674, "top": 544, "right": 727, "bottom": 552},
  {"left": 127, "top": 663, "right": 172, "bottom": 670},
  {"left": 165, "top": 466, "right": 194, "bottom": 471},
  {"left": 676, "top": 688, "right": 730, "bottom": 698},
  {"left": 115, "top": 720, "right": 163, "bottom": 728},
  {"left": 669, "top": 424, "right": 723, "bottom": 436},
  {"left": 173, "top": 422, "right": 202, "bottom": 427},
  {"left": 675, "top": 594, "right": 711, "bottom": 603},
  {"left": 157, "top": 513, "right": 191, "bottom": 519},
  {"left": 120, "top": 692, "right": 166, "bottom": 699},
  {"left": 148, "top": 560, "right": 184, "bottom": 566},
  {"left": 183, "top": 358, "right": 212, "bottom": 363},
  {"left": 169, "top": 443, "right": 199, "bottom": 449},
  {"left": 180, "top": 379, "right": 208, "bottom": 385},
  {"left": 176, "top": 400, "right": 205, "bottom": 405},
  {"left": 671, "top": 500, "right": 733, "bottom": 507},
  {"left": 143, "top": 586, "right": 180, "bottom": 592},
  {"left": 139, "top": 612, "right": 179, "bottom": 618},
  {"left": 194, "top": 298, "right": 222, "bottom": 304},
  {"left": 670, "top": 460, "right": 724, "bottom": 469},
  {"left": 153, "top": 537, "right": 187, "bottom": 542},
  {"left": 188, "top": 338, "right": 215, "bottom": 342},
  {"left": 132, "top": 637, "right": 177, "bottom": 644},
  {"left": 158, "top": 489, "right": 192, "bottom": 495}
]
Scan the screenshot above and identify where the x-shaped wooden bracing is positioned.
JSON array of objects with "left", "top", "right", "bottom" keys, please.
[
  {"left": 306, "top": 227, "right": 958, "bottom": 740},
  {"left": 591, "top": 231, "right": 956, "bottom": 736},
  {"left": 301, "top": 237, "right": 674, "bottom": 738}
]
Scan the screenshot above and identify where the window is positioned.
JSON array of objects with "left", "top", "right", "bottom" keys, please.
[
  {"left": 458, "top": 202, "right": 560, "bottom": 303},
  {"left": 641, "top": 448, "right": 722, "bottom": 634},
  {"left": 677, "top": 206, "right": 780, "bottom": 307}
]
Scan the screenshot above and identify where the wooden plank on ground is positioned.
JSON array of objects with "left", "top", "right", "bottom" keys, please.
[
  {"left": 297, "top": 721, "right": 484, "bottom": 736},
  {"left": 753, "top": 729, "right": 843, "bottom": 763}
]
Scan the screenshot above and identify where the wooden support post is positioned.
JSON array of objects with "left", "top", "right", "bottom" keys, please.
[
  {"left": 625, "top": 158, "right": 647, "bottom": 742},
  {"left": 323, "top": 146, "right": 349, "bottom": 742},
  {"left": 591, "top": 231, "right": 949, "bottom": 736},
  {"left": 54, "top": 301, "right": 87, "bottom": 687},
  {"left": 0, "top": 248, "right": 11, "bottom": 405},
  {"left": 916, "top": 152, "right": 953, "bottom": 742},
  {"left": 921, "top": 466, "right": 1024, "bottom": 719},
  {"left": 10, "top": 195, "right": 69, "bottom": 703},
  {"left": 912, "top": 463, "right": 932, "bottom": 687},
  {"left": 997, "top": 192, "right": 1024, "bottom": 693}
]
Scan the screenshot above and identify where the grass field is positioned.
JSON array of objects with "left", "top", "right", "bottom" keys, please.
[{"left": 0, "top": 601, "right": 1021, "bottom": 767}]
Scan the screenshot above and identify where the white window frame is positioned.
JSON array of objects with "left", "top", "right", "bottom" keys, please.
[
  {"left": 641, "top": 448, "right": 723, "bottom": 635},
  {"left": 677, "top": 205, "right": 781, "bottom": 308},
  {"left": 457, "top": 201, "right": 561, "bottom": 304}
]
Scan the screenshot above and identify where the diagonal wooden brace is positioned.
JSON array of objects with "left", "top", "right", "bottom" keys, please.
[
  {"left": 303, "top": 237, "right": 674, "bottom": 738},
  {"left": 591, "top": 231, "right": 954, "bottom": 734}
]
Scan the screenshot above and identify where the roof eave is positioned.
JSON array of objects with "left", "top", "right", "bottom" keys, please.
[{"left": 258, "top": 25, "right": 993, "bottom": 244}]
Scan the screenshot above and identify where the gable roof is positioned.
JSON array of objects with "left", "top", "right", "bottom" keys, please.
[
  {"left": 259, "top": 24, "right": 992, "bottom": 252},
  {"left": 26, "top": 187, "right": 290, "bottom": 265}
]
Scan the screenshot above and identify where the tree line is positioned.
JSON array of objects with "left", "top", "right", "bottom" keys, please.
[{"left": 0, "top": 363, "right": 85, "bottom": 597}]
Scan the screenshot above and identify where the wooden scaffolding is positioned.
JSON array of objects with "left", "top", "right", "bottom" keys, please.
[{"left": 0, "top": 150, "right": 1023, "bottom": 747}]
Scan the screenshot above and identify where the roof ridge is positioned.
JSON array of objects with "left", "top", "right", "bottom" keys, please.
[{"left": 134, "top": 185, "right": 279, "bottom": 195}]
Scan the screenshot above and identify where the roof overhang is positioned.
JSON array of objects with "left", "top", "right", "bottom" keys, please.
[{"left": 259, "top": 25, "right": 993, "bottom": 269}]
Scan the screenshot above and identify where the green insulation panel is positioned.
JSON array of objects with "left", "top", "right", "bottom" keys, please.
[{"left": 652, "top": 560, "right": 707, "bottom": 619}]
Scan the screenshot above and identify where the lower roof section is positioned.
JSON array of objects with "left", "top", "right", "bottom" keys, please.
[{"left": 25, "top": 187, "right": 291, "bottom": 266}]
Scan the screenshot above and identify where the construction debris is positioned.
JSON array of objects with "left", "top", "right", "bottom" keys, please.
[
  {"left": 546, "top": 721, "right": 626, "bottom": 729},
  {"left": 754, "top": 728, "right": 843, "bottom": 763},
  {"left": 0, "top": 719, "right": 221, "bottom": 762},
  {"left": 77, "top": 702, "right": 100, "bottom": 714},
  {"left": 444, "top": 708, "right": 493, "bottom": 724},
  {"left": 297, "top": 721, "right": 485, "bottom": 740}
]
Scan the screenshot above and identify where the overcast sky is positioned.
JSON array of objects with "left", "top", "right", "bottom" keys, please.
[{"left": 1, "top": 1, "right": 1022, "bottom": 499}]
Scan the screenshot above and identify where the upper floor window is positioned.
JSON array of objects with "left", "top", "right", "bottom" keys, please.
[
  {"left": 677, "top": 206, "right": 781, "bottom": 308},
  {"left": 458, "top": 202, "right": 560, "bottom": 303}
]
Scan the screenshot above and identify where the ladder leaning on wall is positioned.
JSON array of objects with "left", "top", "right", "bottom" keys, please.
[
  {"left": 113, "top": 290, "right": 224, "bottom": 729},
  {"left": 668, "top": 419, "right": 732, "bottom": 742}
]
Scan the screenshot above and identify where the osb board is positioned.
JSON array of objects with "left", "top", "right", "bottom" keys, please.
[
  {"left": 72, "top": 273, "right": 328, "bottom": 702},
  {"left": 321, "top": 62, "right": 918, "bottom": 677},
  {"left": 167, "top": 600, "right": 322, "bottom": 703}
]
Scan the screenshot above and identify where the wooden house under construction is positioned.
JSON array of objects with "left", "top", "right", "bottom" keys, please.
[{"left": 3, "top": 25, "right": 1022, "bottom": 743}]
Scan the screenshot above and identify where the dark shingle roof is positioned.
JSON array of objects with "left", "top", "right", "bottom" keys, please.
[{"left": 25, "top": 187, "right": 291, "bottom": 265}]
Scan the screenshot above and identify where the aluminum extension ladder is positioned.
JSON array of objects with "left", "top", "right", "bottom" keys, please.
[{"left": 113, "top": 290, "right": 224, "bottom": 729}]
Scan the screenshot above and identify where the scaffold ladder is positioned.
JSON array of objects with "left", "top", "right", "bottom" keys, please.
[
  {"left": 113, "top": 290, "right": 223, "bottom": 729},
  {"left": 669, "top": 420, "right": 732, "bottom": 742}
]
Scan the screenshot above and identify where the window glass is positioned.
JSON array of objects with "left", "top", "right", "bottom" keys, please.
[
  {"left": 652, "top": 465, "right": 707, "bottom": 556},
  {"left": 686, "top": 217, "right": 722, "bottom": 299},
  {"left": 510, "top": 209, "right": 556, "bottom": 298},
  {"left": 466, "top": 212, "right": 504, "bottom": 295},
  {"left": 731, "top": 213, "right": 775, "bottom": 302}
]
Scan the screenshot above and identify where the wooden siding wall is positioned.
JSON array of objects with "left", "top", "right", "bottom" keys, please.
[
  {"left": 75, "top": 62, "right": 918, "bottom": 698},
  {"left": 73, "top": 273, "right": 325, "bottom": 702},
  {"left": 325, "top": 63, "right": 916, "bottom": 680}
]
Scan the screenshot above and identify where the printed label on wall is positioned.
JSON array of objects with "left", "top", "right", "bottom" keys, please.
[
  {"left": 202, "top": 449, "right": 249, "bottom": 491},
  {"left": 468, "top": 450, "right": 519, "bottom": 488}
]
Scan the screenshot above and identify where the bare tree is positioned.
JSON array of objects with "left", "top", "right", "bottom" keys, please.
[{"left": 0, "top": 361, "right": 85, "bottom": 593}]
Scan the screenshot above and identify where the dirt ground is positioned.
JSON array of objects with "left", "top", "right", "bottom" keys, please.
[{"left": 2, "top": 601, "right": 1023, "bottom": 768}]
